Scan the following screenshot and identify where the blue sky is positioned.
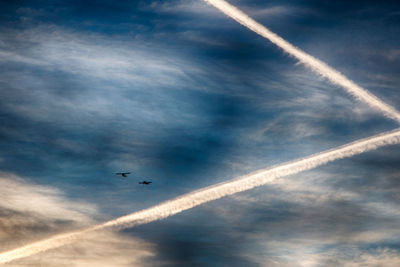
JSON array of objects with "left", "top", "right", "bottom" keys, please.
[{"left": 1, "top": 0, "right": 400, "bottom": 266}]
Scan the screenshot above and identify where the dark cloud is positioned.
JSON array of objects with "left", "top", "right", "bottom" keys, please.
[{"left": 126, "top": 220, "right": 260, "bottom": 267}]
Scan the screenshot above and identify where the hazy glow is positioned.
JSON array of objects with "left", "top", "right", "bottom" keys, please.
[
  {"left": 204, "top": 0, "right": 400, "bottom": 124},
  {"left": 1, "top": 128, "right": 400, "bottom": 264}
]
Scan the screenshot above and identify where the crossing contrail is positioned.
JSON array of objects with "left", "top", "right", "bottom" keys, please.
[
  {"left": 204, "top": 0, "right": 400, "bottom": 124},
  {"left": 1, "top": 1, "right": 400, "bottom": 264},
  {"left": 1, "top": 128, "right": 400, "bottom": 264}
]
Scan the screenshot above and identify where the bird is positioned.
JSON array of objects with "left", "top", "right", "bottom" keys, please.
[
  {"left": 115, "top": 172, "right": 131, "bottom": 178},
  {"left": 139, "top": 181, "right": 152, "bottom": 185}
]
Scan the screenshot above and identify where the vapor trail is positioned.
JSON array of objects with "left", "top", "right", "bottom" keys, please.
[
  {"left": 204, "top": 0, "right": 400, "bottom": 124},
  {"left": 2, "top": 129, "right": 400, "bottom": 264}
]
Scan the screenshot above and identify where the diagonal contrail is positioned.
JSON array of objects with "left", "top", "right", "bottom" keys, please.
[
  {"left": 204, "top": 0, "right": 400, "bottom": 124},
  {"left": 2, "top": 1, "right": 400, "bottom": 264},
  {"left": 1, "top": 128, "right": 400, "bottom": 264}
]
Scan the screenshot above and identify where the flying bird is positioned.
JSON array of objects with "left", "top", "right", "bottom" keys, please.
[
  {"left": 139, "top": 181, "right": 152, "bottom": 185},
  {"left": 115, "top": 172, "right": 131, "bottom": 178}
]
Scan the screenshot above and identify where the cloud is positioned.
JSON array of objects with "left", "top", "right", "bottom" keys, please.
[
  {"left": 251, "top": 244, "right": 400, "bottom": 267},
  {"left": 0, "top": 173, "right": 154, "bottom": 266},
  {"left": 148, "top": 0, "right": 289, "bottom": 19},
  {"left": 147, "top": 0, "right": 212, "bottom": 14},
  {"left": 0, "top": 26, "right": 208, "bottom": 145},
  {"left": 6, "top": 231, "right": 155, "bottom": 267},
  {"left": 339, "top": 249, "right": 400, "bottom": 267},
  {"left": 182, "top": 143, "right": 400, "bottom": 266},
  {"left": 0, "top": 26, "right": 191, "bottom": 86},
  {"left": 0, "top": 0, "right": 399, "bottom": 266}
]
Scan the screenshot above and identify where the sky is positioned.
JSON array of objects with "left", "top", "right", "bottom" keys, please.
[{"left": 1, "top": 0, "right": 400, "bottom": 266}]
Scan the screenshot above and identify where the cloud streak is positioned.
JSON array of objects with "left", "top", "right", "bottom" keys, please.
[
  {"left": 203, "top": 0, "right": 400, "bottom": 124},
  {"left": 1, "top": 128, "right": 400, "bottom": 264}
]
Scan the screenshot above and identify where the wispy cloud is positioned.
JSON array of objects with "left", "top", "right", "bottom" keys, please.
[
  {"left": 204, "top": 0, "right": 400, "bottom": 124},
  {"left": 145, "top": 0, "right": 219, "bottom": 16},
  {"left": 0, "top": 173, "right": 154, "bottom": 266},
  {"left": 2, "top": 129, "right": 400, "bottom": 263},
  {"left": 148, "top": 0, "right": 290, "bottom": 19},
  {"left": 206, "top": 160, "right": 400, "bottom": 266},
  {"left": 0, "top": 26, "right": 191, "bottom": 86}
]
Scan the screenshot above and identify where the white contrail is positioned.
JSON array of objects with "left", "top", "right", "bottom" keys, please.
[
  {"left": 204, "top": 0, "right": 400, "bottom": 124},
  {"left": 1, "top": 128, "right": 400, "bottom": 264}
]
